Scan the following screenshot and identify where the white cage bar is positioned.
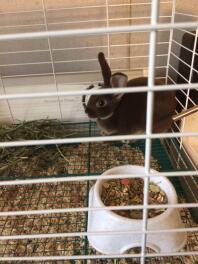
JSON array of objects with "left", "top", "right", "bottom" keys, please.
[{"left": 0, "top": 0, "right": 197, "bottom": 263}]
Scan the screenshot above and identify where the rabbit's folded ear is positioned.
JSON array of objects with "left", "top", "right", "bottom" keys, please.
[{"left": 111, "top": 72, "right": 128, "bottom": 88}]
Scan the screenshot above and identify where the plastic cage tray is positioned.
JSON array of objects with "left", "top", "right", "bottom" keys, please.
[{"left": 0, "top": 121, "right": 197, "bottom": 264}]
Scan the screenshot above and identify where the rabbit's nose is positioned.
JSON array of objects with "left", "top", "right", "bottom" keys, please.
[
  {"left": 85, "top": 107, "right": 89, "bottom": 114},
  {"left": 85, "top": 107, "right": 92, "bottom": 114},
  {"left": 85, "top": 107, "right": 96, "bottom": 118}
]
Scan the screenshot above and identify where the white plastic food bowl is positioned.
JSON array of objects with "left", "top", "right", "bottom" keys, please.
[{"left": 87, "top": 165, "right": 187, "bottom": 254}]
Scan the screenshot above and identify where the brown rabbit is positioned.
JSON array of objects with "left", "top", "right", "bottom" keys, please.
[{"left": 84, "top": 52, "right": 176, "bottom": 136}]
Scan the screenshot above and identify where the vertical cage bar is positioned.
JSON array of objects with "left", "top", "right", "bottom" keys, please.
[
  {"left": 165, "top": 0, "right": 176, "bottom": 84},
  {"left": 0, "top": 74, "right": 14, "bottom": 122},
  {"left": 141, "top": 0, "right": 159, "bottom": 263},
  {"left": 105, "top": 0, "right": 111, "bottom": 65},
  {"left": 41, "top": 0, "right": 63, "bottom": 119},
  {"left": 166, "top": 0, "right": 183, "bottom": 167}
]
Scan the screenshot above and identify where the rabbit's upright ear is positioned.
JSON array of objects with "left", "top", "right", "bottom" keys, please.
[
  {"left": 98, "top": 52, "right": 112, "bottom": 88},
  {"left": 111, "top": 72, "right": 128, "bottom": 101}
]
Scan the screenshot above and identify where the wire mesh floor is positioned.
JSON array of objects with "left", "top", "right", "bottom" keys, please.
[
  {"left": 0, "top": 121, "right": 197, "bottom": 263},
  {"left": 0, "top": 191, "right": 197, "bottom": 264}
]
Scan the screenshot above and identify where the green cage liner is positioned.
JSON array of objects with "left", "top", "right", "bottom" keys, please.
[{"left": 0, "top": 121, "right": 197, "bottom": 264}]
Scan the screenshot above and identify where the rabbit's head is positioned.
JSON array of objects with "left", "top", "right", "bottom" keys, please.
[
  {"left": 83, "top": 52, "right": 128, "bottom": 119},
  {"left": 85, "top": 73, "right": 128, "bottom": 120}
]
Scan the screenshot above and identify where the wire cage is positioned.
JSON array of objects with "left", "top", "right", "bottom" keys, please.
[{"left": 0, "top": 0, "right": 198, "bottom": 263}]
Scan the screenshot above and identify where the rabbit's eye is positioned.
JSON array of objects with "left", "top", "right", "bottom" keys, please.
[{"left": 96, "top": 99, "right": 106, "bottom": 108}]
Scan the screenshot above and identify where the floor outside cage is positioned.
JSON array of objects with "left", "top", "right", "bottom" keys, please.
[{"left": 0, "top": 121, "right": 197, "bottom": 263}]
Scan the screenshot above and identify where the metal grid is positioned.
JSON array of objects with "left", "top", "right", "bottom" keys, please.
[
  {"left": 0, "top": 121, "right": 197, "bottom": 263},
  {"left": 165, "top": 5, "right": 198, "bottom": 226},
  {"left": 0, "top": 122, "right": 196, "bottom": 263},
  {"left": 0, "top": 0, "right": 197, "bottom": 263}
]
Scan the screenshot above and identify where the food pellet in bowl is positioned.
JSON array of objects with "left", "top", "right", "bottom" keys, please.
[{"left": 101, "top": 178, "right": 168, "bottom": 219}]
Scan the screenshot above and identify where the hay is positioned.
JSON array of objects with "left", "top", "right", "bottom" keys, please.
[
  {"left": 0, "top": 120, "right": 78, "bottom": 178},
  {"left": 0, "top": 120, "right": 160, "bottom": 179}
]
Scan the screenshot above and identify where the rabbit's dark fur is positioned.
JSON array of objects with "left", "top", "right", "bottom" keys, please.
[{"left": 84, "top": 52, "right": 176, "bottom": 135}]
